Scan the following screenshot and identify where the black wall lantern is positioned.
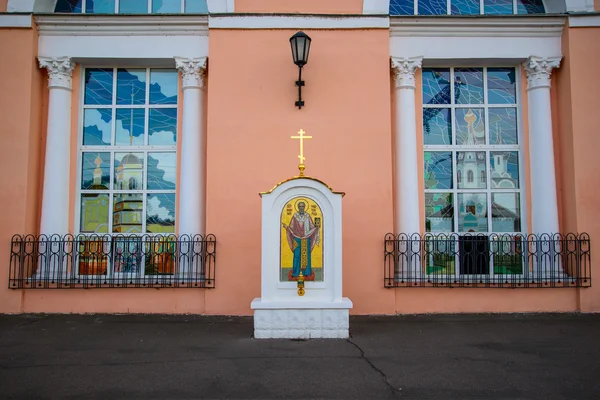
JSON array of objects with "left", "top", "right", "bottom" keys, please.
[{"left": 289, "top": 31, "right": 312, "bottom": 109}]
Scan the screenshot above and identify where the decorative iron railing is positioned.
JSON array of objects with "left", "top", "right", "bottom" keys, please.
[
  {"left": 9, "top": 234, "right": 216, "bottom": 289},
  {"left": 384, "top": 233, "right": 591, "bottom": 288}
]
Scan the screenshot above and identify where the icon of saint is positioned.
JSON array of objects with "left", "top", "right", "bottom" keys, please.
[{"left": 282, "top": 201, "right": 320, "bottom": 279}]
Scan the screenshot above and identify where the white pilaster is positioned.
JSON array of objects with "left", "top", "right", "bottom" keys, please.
[
  {"left": 523, "top": 56, "right": 561, "bottom": 235},
  {"left": 391, "top": 57, "right": 423, "bottom": 235},
  {"left": 38, "top": 56, "right": 75, "bottom": 236},
  {"left": 175, "top": 57, "right": 207, "bottom": 237}
]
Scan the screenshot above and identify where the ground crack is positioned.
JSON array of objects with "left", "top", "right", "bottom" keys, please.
[{"left": 346, "top": 338, "right": 401, "bottom": 396}]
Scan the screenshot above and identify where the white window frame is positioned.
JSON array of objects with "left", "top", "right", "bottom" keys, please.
[
  {"left": 75, "top": 66, "right": 179, "bottom": 279},
  {"left": 422, "top": 66, "right": 528, "bottom": 279}
]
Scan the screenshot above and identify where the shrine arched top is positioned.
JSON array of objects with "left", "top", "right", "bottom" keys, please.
[{"left": 389, "top": 0, "right": 550, "bottom": 15}]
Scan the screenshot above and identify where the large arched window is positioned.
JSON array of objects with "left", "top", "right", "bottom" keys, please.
[
  {"left": 390, "top": 0, "right": 545, "bottom": 15},
  {"left": 55, "top": 0, "right": 208, "bottom": 13}
]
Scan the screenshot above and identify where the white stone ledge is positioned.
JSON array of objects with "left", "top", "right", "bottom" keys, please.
[
  {"left": 253, "top": 308, "right": 350, "bottom": 339},
  {"left": 209, "top": 15, "right": 389, "bottom": 29},
  {"left": 251, "top": 298, "right": 353, "bottom": 309},
  {"left": 0, "top": 14, "right": 33, "bottom": 28}
]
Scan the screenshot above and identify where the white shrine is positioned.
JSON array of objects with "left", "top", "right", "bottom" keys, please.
[{"left": 251, "top": 130, "right": 353, "bottom": 339}]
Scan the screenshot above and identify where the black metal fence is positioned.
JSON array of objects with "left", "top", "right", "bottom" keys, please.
[
  {"left": 384, "top": 233, "right": 591, "bottom": 288},
  {"left": 9, "top": 234, "right": 216, "bottom": 289}
]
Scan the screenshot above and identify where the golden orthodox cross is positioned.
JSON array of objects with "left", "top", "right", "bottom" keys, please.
[{"left": 290, "top": 129, "right": 312, "bottom": 176}]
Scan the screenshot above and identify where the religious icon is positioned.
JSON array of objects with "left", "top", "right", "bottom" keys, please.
[{"left": 280, "top": 197, "right": 323, "bottom": 282}]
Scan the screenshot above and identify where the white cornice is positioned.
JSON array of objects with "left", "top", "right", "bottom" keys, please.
[
  {"left": 34, "top": 15, "right": 209, "bottom": 36},
  {"left": 568, "top": 14, "right": 600, "bottom": 27},
  {"left": 390, "top": 17, "right": 566, "bottom": 37},
  {"left": 0, "top": 14, "right": 33, "bottom": 28},
  {"left": 209, "top": 14, "right": 389, "bottom": 29}
]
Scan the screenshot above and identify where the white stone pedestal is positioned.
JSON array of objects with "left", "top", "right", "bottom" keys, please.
[{"left": 253, "top": 177, "right": 352, "bottom": 339}]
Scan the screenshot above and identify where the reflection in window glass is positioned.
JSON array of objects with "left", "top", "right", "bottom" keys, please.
[
  {"left": 114, "top": 153, "right": 144, "bottom": 190},
  {"left": 389, "top": 0, "right": 414, "bottom": 15},
  {"left": 85, "top": 69, "right": 113, "bottom": 105},
  {"left": 492, "top": 193, "right": 521, "bottom": 232},
  {"left": 455, "top": 68, "right": 484, "bottom": 105},
  {"left": 424, "top": 152, "right": 453, "bottom": 190},
  {"left": 484, "top": 0, "right": 514, "bottom": 14},
  {"left": 86, "top": 0, "right": 115, "bottom": 13},
  {"left": 147, "top": 153, "right": 176, "bottom": 190},
  {"left": 458, "top": 193, "right": 488, "bottom": 232},
  {"left": 113, "top": 194, "right": 143, "bottom": 233},
  {"left": 153, "top": 0, "right": 180, "bottom": 13},
  {"left": 83, "top": 109, "right": 113, "bottom": 145},
  {"left": 487, "top": 68, "right": 517, "bottom": 104},
  {"left": 423, "top": 108, "right": 452, "bottom": 145},
  {"left": 455, "top": 108, "right": 485, "bottom": 145},
  {"left": 120, "top": 0, "right": 148, "bottom": 13},
  {"left": 517, "top": 0, "right": 545, "bottom": 14},
  {"left": 150, "top": 70, "right": 178, "bottom": 104},
  {"left": 423, "top": 68, "right": 523, "bottom": 235},
  {"left": 419, "top": 0, "right": 447, "bottom": 14},
  {"left": 147, "top": 193, "right": 176, "bottom": 233},
  {"left": 423, "top": 69, "right": 452, "bottom": 105},
  {"left": 80, "top": 194, "right": 110, "bottom": 233},
  {"left": 425, "top": 193, "right": 454, "bottom": 233},
  {"left": 55, "top": 0, "right": 83, "bottom": 12},
  {"left": 490, "top": 152, "right": 519, "bottom": 189},
  {"left": 149, "top": 108, "right": 177, "bottom": 145},
  {"left": 81, "top": 152, "right": 111, "bottom": 190},
  {"left": 451, "top": 0, "right": 479, "bottom": 14},
  {"left": 117, "top": 69, "right": 146, "bottom": 105},
  {"left": 116, "top": 109, "right": 145, "bottom": 146}
]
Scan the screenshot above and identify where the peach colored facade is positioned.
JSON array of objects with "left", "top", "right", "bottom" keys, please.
[{"left": 0, "top": 1, "right": 598, "bottom": 315}]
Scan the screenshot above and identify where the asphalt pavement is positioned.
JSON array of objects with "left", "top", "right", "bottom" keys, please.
[{"left": 1, "top": 313, "right": 599, "bottom": 399}]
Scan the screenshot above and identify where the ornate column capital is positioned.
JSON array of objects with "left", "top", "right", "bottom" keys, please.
[
  {"left": 391, "top": 56, "right": 423, "bottom": 90},
  {"left": 38, "top": 56, "right": 75, "bottom": 90},
  {"left": 175, "top": 57, "right": 208, "bottom": 89},
  {"left": 523, "top": 56, "right": 562, "bottom": 91}
]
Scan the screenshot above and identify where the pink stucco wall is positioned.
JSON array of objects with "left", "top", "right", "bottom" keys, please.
[
  {"left": 556, "top": 25, "right": 600, "bottom": 312},
  {"left": 0, "top": 0, "right": 8, "bottom": 13},
  {"left": 235, "top": 0, "right": 364, "bottom": 14}
]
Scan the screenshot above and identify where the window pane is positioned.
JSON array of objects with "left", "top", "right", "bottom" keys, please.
[
  {"left": 147, "top": 153, "right": 176, "bottom": 190},
  {"left": 153, "top": 0, "right": 180, "bottom": 13},
  {"left": 116, "top": 109, "right": 145, "bottom": 146},
  {"left": 83, "top": 109, "right": 112, "bottom": 145},
  {"left": 84, "top": 69, "right": 113, "bottom": 105},
  {"left": 451, "top": 0, "right": 479, "bottom": 14},
  {"left": 455, "top": 68, "right": 484, "bottom": 104},
  {"left": 456, "top": 108, "right": 485, "bottom": 145},
  {"left": 419, "top": 0, "right": 447, "bottom": 14},
  {"left": 86, "top": 0, "right": 115, "bottom": 13},
  {"left": 487, "top": 68, "right": 516, "bottom": 104},
  {"left": 389, "top": 0, "right": 414, "bottom": 15},
  {"left": 425, "top": 193, "right": 454, "bottom": 232},
  {"left": 490, "top": 151, "right": 520, "bottom": 189},
  {"left": 78, "top": 239, "right": 109, "bottom": 275},
  {"left": 149, "top": 108, "right": 177, "bottom": 145},
  {"left": 457, "top": 152, "right": 487, "bottom": 189},
  {"left": 489, "top": 108, "right": 517, "bottom": 145},
  {"left": 484, "top": 0, "right": 513, "bottom": 14},
  {"left": 425, "top": 151, "right": 453, "bottom": 189},
  {"left": 458, "top": 193, "right": 488, "bottom": 233},
  {"left": 113, "top": 194, "right": 143, "bottom": 233},
  {"left": 55, "top": 0, "right": 83, "bottom": 12},
  {"left": 150, "top": 70, "right": 178, "bottom": 104},
  {"left": 80, "top": 194, "right": 109, "bottom": 233},
  {"left": 422, "top": 68, "right": 452, "bottom": 105},
  {"left": 492, "top": 235, "right": 523, "bottom": 274},
  {"left": 423, "top": 108, "right": 452, "bottom": 145},
  {"left": 517, "top": 0, "right": 545, "bottom": 14},
  {"left": 492, "top": 193, "right": 521, "bottom": 232},
  {"left": 117, "top": 69, "right": 146, "bottom": 105},
  {"left": 120, "top": 0, "right": 148, "bottom": 13},
  {"left": 147, "top": 193, "right": 176, "bottom": 233},
  {"left": 81, "top": 152, "right": 110, "bottom": 190},
  {"left": 114, "top": 153, "right": 144, "bottom": 190}
]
